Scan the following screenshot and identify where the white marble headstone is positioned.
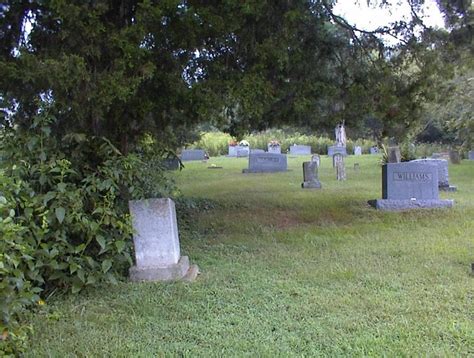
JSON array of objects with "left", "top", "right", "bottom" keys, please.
[{"left": 129, "top": 198, "right": 180, "bottom": 268}]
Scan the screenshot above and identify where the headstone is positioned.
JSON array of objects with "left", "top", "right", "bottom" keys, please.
[
  {"left": 469, "top": 151, "right": 474, "bottom": 160},
  {"left": 267, "top": 144, "right": 281, "bottom": 154},
  {"left": 449, "top": 150, "right": 461, "bottom": 164},
  {"left": 370, "top": 146, "right": 379, "bottom": 154},
  {"left": 354, "top": 163, "right": 360, "bottom": 171},
  {"left": 181, "top": 149, "right": 206, "bottom": 161},
  {"left": 242, "top": 153, "right": 287, "bottom": 173},
  {"left": 250, "top": 149, "right": 265, "bottom": 154},
  {"left": 368, "top": 162, "right": 454, "bottom": 211},
  {"left": 354, "top": 146, "right": 362, "bottom": 156},
  {"left": 387, "top": 146, "right": 401, "bottom": 163},
  {"left": 431, "top": 152, "right": 449, "bottom": 160},
  {"left": 311, "top": 154, "right": 320, "bottom": 167},
  {"left": 301, "top": 161, "right": 322, "bottom": 189},
  {"left": 327, "top": 146, "right": 347, "bottom": 157},
  {"left": 128, "top": 198, "right": 198, "bottom": 282},
  {"left": 334, "top": 153, "right": 346, "bottom": 180},
  {"left": 289, "top": 145, "right": 311, "bottom": 155},
  {"left": 228, "top": 145, "right": 250, "bottom": 157},
  {"left": 410, "top": 158, "right": 456, "bottom": 191},
  {"left": 228, "top": 146, "right": 238, "bottom": 157},
  {"left": 162, "top": 157, "right": 180, "bottom": 170},
  {"left": 236, "top": 146, "right": 250, "bottom": 157}
]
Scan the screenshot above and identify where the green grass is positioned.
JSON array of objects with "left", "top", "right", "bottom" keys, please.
[{"left": 26, "top": 155, "right": 474, "bottom": 356}]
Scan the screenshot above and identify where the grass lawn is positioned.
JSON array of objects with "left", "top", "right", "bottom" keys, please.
[{"left": 26, "top": 155, "right": 474, "bottom": 356}]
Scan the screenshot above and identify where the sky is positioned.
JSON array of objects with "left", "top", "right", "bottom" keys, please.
[{"left": 333, "top": 0, "right": 445, "bottom": 42}]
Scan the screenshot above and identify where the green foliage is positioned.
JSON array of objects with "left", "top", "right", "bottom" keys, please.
[
  {"left": 2, "top": 0, "right": 459, "bottom": 151},
  {"left": 191, "top": 132, "right": 234, "bottom": 157},
  {"left": 191, "top": 129, "right": 377, "bottom": 156},
  {"left": 0, "top": 114, "right": 173, "bottom": 354}
]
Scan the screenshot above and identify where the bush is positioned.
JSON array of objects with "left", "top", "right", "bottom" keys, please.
[
  {"left": 191, "top": 132, "right": 233, "bottom": 157},
  {"left": 0, "top": 114, "right": 171, "bottom": 353},
  {"left": 192, "top": 129, "right": 378, "bottom": 156}
]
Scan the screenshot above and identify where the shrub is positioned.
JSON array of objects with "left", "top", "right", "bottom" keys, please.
[
  {"left": 191, "top": 132, "right": 233, "bottom": 157},
  {"left": 0, "top": 114, "right": 172, "bottom": 353}
]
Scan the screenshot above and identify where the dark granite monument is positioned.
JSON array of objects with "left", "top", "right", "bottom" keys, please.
[
  {"left": 369, "top": 162, "right": 454, "bottom": 211},
  {"left": 181, "top": 149, "right": 206, "bottom": 161},
  {"left": 242, "top": 153, "right": 287, "bottom": 173}
]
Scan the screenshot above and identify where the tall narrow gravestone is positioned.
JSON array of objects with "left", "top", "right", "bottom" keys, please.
[
  {"left": 469, "top": 151, "right": 474, "bottom": 160},
  {"left": 334, "top": 153, "right": 346, "bottom": 181},
  {"left": 128, "top": 198, "right": 198, "bottom": 282},
  {"left": 301, "top": 161, "right": 322, "bottom": 189},
  {"left": 387, "top": 146, "right": 401, "bottom": 163},
  {"left": 449, "top": 150, "right": 461, "bottom": 164},
  {"left": 368, "top": 162, "right": 454, "bottom": 211},
  {"left": 354, "top": 146, "right": 362, "bottom": 156}
]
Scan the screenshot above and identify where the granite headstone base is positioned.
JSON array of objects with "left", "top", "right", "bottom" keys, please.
[
  {"left": 302, "top": 181, "right": 322, "bottom": 189},
  {"left": 368, "top": 199, "right": 454, "bottom": 211},
  {"left": 439, "top": 185, "right": 457, "bottom": 192},
  {"left": 129, "top": 256, "right": 199, "bottom": 282}
]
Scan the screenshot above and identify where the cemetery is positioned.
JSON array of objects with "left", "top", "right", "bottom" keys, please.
[
  {"left": 16, "top": 152, "right": 474, "bottom": 356},
  {"left": 1, "top": 1, "right": 473, "bottom": 356}
]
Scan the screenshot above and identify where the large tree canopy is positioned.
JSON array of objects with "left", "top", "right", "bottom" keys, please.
[{"left": 1, "top": 0, "right": 472, "bottom": 149}]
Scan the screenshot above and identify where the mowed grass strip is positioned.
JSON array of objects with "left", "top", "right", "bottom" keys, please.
[{"left": 26, "top": 156, "right": 474, "bottom": 356}]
